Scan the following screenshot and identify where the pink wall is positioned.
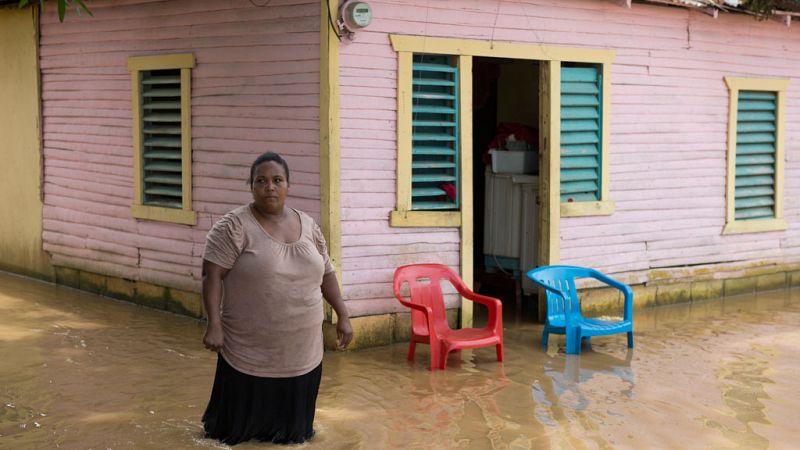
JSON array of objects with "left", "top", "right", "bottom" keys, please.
[
  {"left": 338, "top": 0, "right": 800, "bottom": 315},
  {"left": 37, "top": 0, "right": 800, "bottom": 316},
  {"left": 40, "top": 0, "right": 321, "bottom": 292}
]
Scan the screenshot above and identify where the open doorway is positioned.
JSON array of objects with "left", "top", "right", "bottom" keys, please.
[{"left": 472, "top": 57, "right": 541, "bottom": 323}]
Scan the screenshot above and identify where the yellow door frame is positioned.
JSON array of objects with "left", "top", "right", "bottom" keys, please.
[
  {"left": 320, "top": 0, "right": 341, "bottom": 323},
  {"left": 390, "top": 35, "right": 614, "bottom": 326}
]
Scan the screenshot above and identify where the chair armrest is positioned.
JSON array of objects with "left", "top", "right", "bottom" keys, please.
[
  {"left": 462, "top": 291, "right": 501, "bottom": 307},
  {"left": 536, "top": 282, "right": 569, "bottom": 301},
  {"left": 450, "top": 284, "right": 503, "bottom": 332},
  {"left": 590, "top": 272, "right": 634, "bottom": 321},
  {"left": 395, "top": 299, "right": 439, "bottom": 339},
  {"left": 533, "top": 282, "right": 574, "bottom": 327},
  {"left": 451, "top": 278, "right": 502, "bottom": 307},
  {"left": 466, "top": 292, "right": 504, "bottom": 332}
]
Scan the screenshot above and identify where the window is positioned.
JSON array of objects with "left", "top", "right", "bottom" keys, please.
[
  {"left": 410, "top": 54, "right": 460, "bottom": 211},
  {"left": 560, "top": 64, "right": 602, "bottom": 202},
  {"left": 391, "top": 50, "right": 466, "bottom": 228},
  {"left": 559, "top": 62, "right": 614, "bottom": 217},
  {"left": 127, "top": 54, "right": 196, "bottom": 225},
  {"left": 723, "top": 77, "right": 789, "bottom": 234}
]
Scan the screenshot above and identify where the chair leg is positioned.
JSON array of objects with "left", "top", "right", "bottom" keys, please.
[
  {"left": 627, "top": 331, "right": 634, "bottom": 348},
  {"left": 541, "top": 325, "right": 550, "bottom": 347},
  {"left": 439, "top": 343, "right": 450, "bottom": 370},
  {"left": 407, "top": 341, "right": 416, "bottom": 360},
  {"left": 430, "top": 342, "right": 441, "bottom": 371},
  {"left": 496, "top": 343, "right": 504, "bottom": 362},
  {"left": 440, "top": 350, "right": 449, "bottom": 370},
  {"left": 566, "top": 326, "right": 581, "bottom": 355}
]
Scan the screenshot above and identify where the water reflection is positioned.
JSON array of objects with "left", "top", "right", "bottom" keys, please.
[
  {"left": 2, "top": 272, "right": 800, "bottom": 448},
  {"left": 534, "top": 350, "right": 634, "bottom": 411},
  {"left": 705, "top": 345, "right": 772, "bottom": 450}
]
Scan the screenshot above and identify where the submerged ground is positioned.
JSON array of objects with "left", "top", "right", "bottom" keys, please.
[{"left": 1, "top": 271, "right": 799, "bottom": 449}]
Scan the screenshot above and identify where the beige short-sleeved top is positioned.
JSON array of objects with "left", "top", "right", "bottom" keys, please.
[{"left": 203, "top": 205, "right": 335, "bottom": 378}]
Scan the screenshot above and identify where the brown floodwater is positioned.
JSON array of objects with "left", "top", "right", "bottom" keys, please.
[{"left": 1, "top": 271, "right": 800, "bottom": 449}]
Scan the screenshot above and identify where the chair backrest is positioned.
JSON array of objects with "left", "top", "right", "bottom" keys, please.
[
  {"left": 393, "top": 264, "right": 459, "bottom": 336},
  {"left": 527, "top": 265, "right": 597, "bottom": 322}
]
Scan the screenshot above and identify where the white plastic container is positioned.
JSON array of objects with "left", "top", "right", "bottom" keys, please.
[{"left": 489, "top": 149, "right": 536, "bottom": 174}]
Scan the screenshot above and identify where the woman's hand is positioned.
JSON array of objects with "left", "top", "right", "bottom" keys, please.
[
  {"left": 336, "top": 316, "right": 353, "bottom": 349},
  {"left": 321, "top": 271, "right": 354, "bottom": 349},
  {"left": 203, "top": 322, "right": 224, "bottom": 352},
  {"left": 202, "top": 260, "right": 229, "bottom": 352}
]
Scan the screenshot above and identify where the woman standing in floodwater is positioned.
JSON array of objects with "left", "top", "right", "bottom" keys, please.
[{"left": 200, "top": 151, "right": 353, "bottom": 445}]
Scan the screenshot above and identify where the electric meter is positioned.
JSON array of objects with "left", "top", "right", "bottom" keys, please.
[{"left": 341, "top": 1, "right": 372, "bottom": 30}]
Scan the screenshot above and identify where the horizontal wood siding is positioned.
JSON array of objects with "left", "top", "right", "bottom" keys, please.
[
  {"left": 558, "top": 5, "right": 800, "bottom": 276},
  {"left": 40, "top": 0, "right": 320, "bottom": 292},
  {"left": 339, "top": 0, "right": 800, "bottom": 315}
]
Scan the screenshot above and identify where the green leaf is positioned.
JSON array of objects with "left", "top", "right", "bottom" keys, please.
[
  {"left": 74, "top": 0, "right": 93, "bottom": 16},
  {"left": 18, "top": 0, "right": 94, "bottom": 21}
]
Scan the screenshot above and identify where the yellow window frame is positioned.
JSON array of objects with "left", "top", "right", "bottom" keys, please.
[
  {"left": 390, "top": 50, "right": 467, "bottom": 228},
  {"left": 127, "top": 53, "right": 196, "bottom": 226},
  {"left": 559, "top": 61, "right": 614, "bottom": 218},
  {"left": 723, "top": 77, "right": 789, "bottom": 235}
]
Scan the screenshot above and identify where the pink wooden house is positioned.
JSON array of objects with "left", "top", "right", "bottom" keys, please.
[{"left": 2, "top": 0, "right": 800, "bottom": 348}]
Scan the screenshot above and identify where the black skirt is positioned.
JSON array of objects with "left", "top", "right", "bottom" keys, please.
[{"left": 202, "top": 354, "right": 322, "bottom": 445}]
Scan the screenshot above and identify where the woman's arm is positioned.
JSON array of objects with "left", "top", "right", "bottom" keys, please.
[
  {"left": 202, "top": 259, "right": 230, "bottom": 352},
  {"left": 321, "top": 272, "right": 353, "bottom": 349}
]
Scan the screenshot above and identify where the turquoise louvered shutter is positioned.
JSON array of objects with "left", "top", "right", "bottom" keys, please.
[
  {"left": 141, "top": 68, "right": 184, "bottom": 208},
  {"left": 735, "top": 90, "right": 777, "bottom": 220},
  {"left": 560, "top": 65, "right": 602, "bottom": 202},
  {"left": 411, "top": 54, "right": 459, "bottom": 210}
]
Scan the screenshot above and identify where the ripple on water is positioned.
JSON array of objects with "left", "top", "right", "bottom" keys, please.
[{"left": 2, "top": 272, "right": 800, "bottom": 448}]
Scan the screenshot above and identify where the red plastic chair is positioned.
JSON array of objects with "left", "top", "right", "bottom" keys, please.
[{"left": 393, "top": 264, "right": 504, "bottom": 370}]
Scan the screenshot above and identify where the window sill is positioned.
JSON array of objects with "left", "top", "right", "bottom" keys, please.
[
  {"left": 390, "top": 210, "right": 461, "bottom": 228},
  {"left": 561, "top": 201, "right": 615, "bottom": 217},
  {"left": 722, "top": 219, "right": 786, "bottom": 235},
  {"left": 132, "top": 204, "right": 196, "bottom": 226}
]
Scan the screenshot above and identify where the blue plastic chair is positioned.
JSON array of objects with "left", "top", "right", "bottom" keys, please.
[{"left": 526, "top": 265, "right": 633, "bottom": 355}]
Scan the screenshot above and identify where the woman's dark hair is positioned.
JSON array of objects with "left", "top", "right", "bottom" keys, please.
[{"left": 248, "top": 152, "right": 290, "bottom": 186}]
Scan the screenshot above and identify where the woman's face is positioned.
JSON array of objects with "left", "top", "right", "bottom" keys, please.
[{"left": 250, "top": 161, "right": 289, "bottom": 214}]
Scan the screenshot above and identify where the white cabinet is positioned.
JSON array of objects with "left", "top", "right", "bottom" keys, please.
[{"left": 483, "top": 169, "right": 538, "bottom": 294}]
